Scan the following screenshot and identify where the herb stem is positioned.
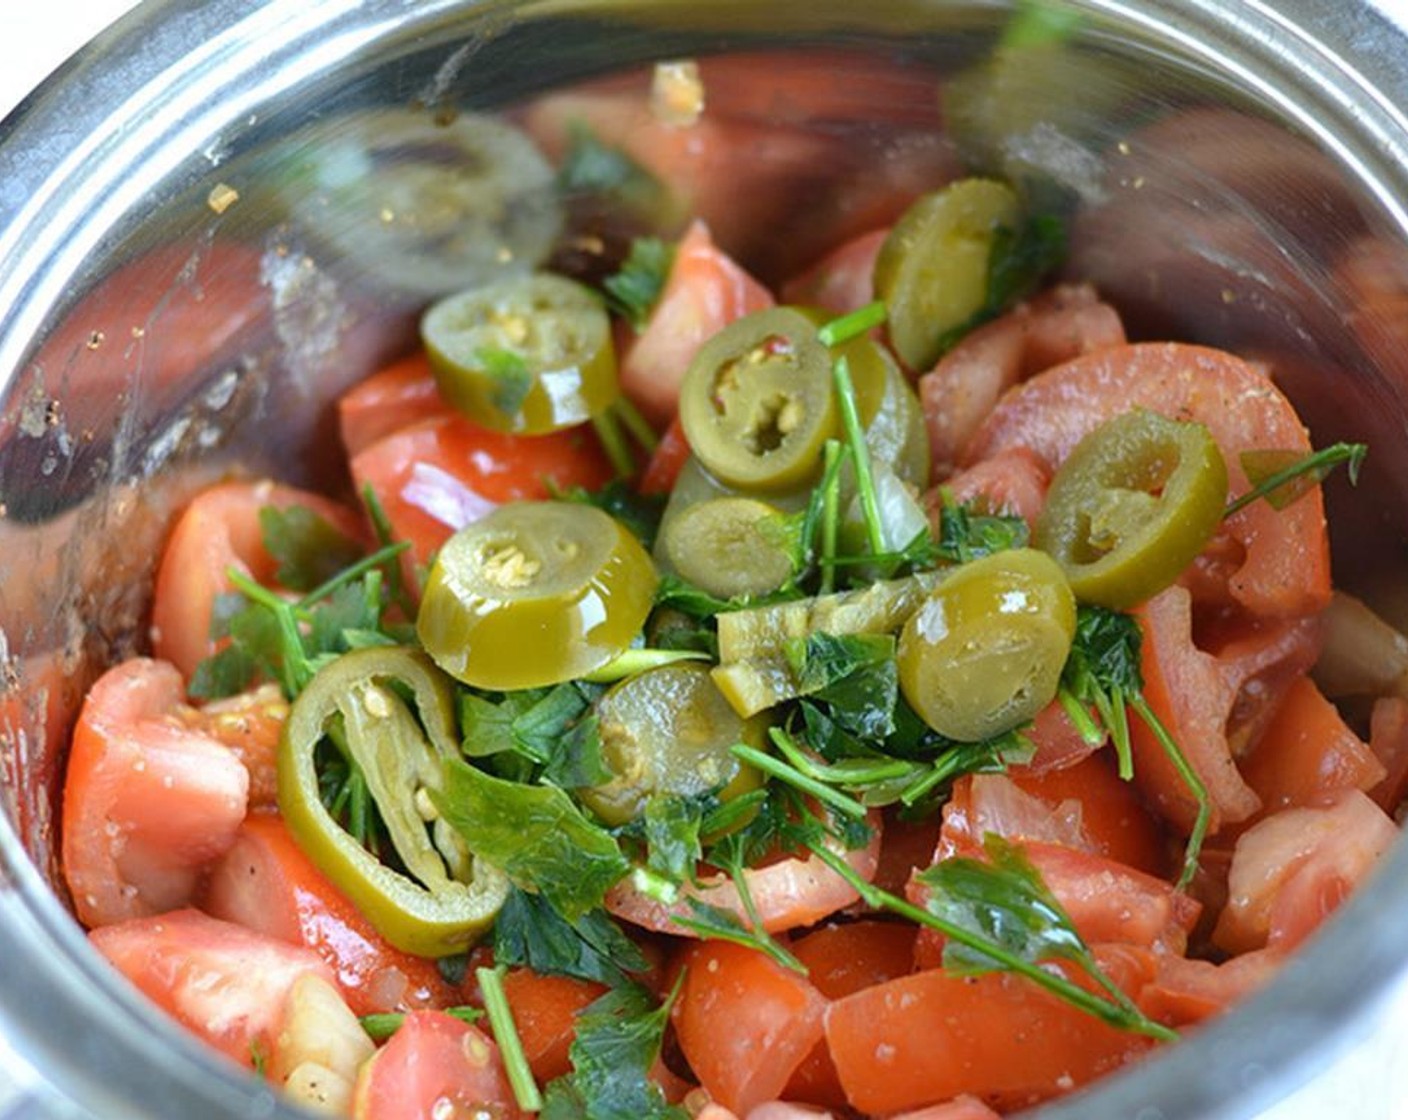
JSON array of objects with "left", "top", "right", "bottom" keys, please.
[
  {"left": 733, "top": 741, "right": 869, "bottom": 820},
  {"left": 818, "top": 300, "right": 888, "bottom": 347},
  {"left": 295, "top": 540, "right": 410, "bottom": 611},
  {"left": 804, "top": 840, "right": 1178, "bottom": 1043},
  {"left": 591, "top": 407, "right": 638, "bottom": 480},
  {"left": 611, "top": 395, "right": 661, "bottom": 454},
  {"left": 580, "top": 647, "right": 709, "bottom": 682},
  {"left": 226, "top": 568, "right": 310, "bottom": 697},
  {"left": 477, "top": 965, "right": 544, "bottom": 1113},
  {"left": 359, "top": 1005, "right": 483, "bottom": 1043},
  {"left": 1224, "top": 441, "right": 1367, "bottom": 517},
  {"left": 831, "top": 355, "right": 886, "bottom": 557}
]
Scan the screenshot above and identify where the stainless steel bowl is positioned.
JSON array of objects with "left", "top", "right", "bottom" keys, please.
[{"left": 4, "top": 1, "right": 1408, "bottom": 1116}]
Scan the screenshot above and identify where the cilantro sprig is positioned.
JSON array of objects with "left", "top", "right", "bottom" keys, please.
[{"left": 1226, "top": 441, "right": 1367, "bottom": 517}]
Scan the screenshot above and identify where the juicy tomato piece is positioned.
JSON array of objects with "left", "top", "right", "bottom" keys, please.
[
  {"left": 936, "top": 755, "right": 1167, "bottom": 876},
  {"left": 201, "top": 811, "right": 453, "bottom": 1016},
  {"left": 934, "top": 447, "right": 1050, "bottom": 531},
  {"left": 1011, "top": 699, "right": 1101, "bottom": 776},
  {"left": 638, "top": 415, "right": 690, "bottom": 496},
  {"left": 1213, "top": 789, "right": 1398, "bottom": 955},
  {"left": 823, "top": 952, "right": 1157, "bottom": 1114},
  {"left": 62, "top": 658, "right": 249, "bottom": 929},
  {"left": 1131, "top": 587, "right": 1262, "bottom": 835},
  {"left": 183, "top": 682, "right": 287, "bottom": 807},
  {"left": 888, "top": 1098, "right": 1004, "bottom": 1120},
  {"left": 920, "top": 283, "right": 1125, "bottom": 479},
  {"left": 781, "top": 228, "right": 888, "bottom": 316},
  {"left": 1237, "top": 675, "right": 1385, "bottom": 816},
  {"left": 150, "top": 480, "right": 367, "bottom": 681},
  {"left": 496, "top": 968, "right": 606, "bottom": 1084},
  {"left": 672, "top": 939, "right": 828, "bottom": 1116},
  {"left": 912, "top": 841, "right": 1197, "bottom": 971},
  {"left": 1368, "top": 695, "right": 1408, "bottom": 813},
  {"left": 964, "top": 341, "right": 1331, "bottom": 619},
  {"left": 784, "top": 921, "right": 918, "bottom": 1109},
  {"left": 352, "top": 1010, "right": 525, "bottom": 1120},
  {"left": 1136, "top": 947, "right": 1284, "bottom": 1029},
  {"left": 606, "top": 814, "right": 882, "bottom": 935},
  {"left": 1008, "top": 752, "right": 1168, "bottom": 876},
  {"left": 348, "top": 412, "right": 614, "bottom": 579},
  {"left": 338, "top": 350, "right": 450, "bottom": 457},
  {"left": 89, "top": 908, "right": 332, "bottom": 1067},
  {"left": 618, "top": 220, "right": 774, "bottom": 428}
]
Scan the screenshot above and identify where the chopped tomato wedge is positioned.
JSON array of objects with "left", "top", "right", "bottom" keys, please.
[
  {"left": 352, "top": 1010, "right": 525, "bottom": 1120},
  {"left": 638, "top": 415, "right": 690, "bottom": 496},
  {"left": 348, "top": 412, "right": 614, "bottom": 578},
  {"left": 182, "top": 682, "right": 287, "bottom": 807},
  {"left": 823, "top": 951, "right": 1157, "bottom": 1114},
  {"left": 1131, "top": 587, "right": 1262, "bottom": 835},
  {"left": 617, "top": 220, "right": 774, "bottom": 428},
  {"left": 1237, "top": 675, "right": 1385, "bottom": 816},
  {"left": 606, "top": 814, "right": 882, "bottom": 935},
  {"left": 920, "top": 283, "right": 1125, "bottom": 478},
  {"left": 1213, "top": 790, "right": 1398, "bottom": 955},
  {"left": 150, "top": 480, "right": 367, "bottom": 681},
  {"left": 337, "top": 350, "right": 450, "bottom": 457},
  {"left": 964, "top": 341, "right": 1331, "bottom": 619},
  {"left": 785, "top": 920, "right": 918, "bottom": 1109},
  {"left": 89, "top": 908, "right": 333, "bottom": 1067},
  {"left": 497, "top": 968, "right": 606, "bottom": 1084},
  {"left": 935, "top": 773, "right": 1092, "bottom": 863},
  {"left": 1368, "top": 695, "right": 1408, "bottom": 812},
  {"left": 201, "top": 810, "right": 453, "bottom": 1016},
  {"left": 671, "top": 939, "right": 827, "bottom": 1116},
  {"left": 62, "top": 658, "right": 248, "bottom": 928},
  {"left": 1136, "top": 947, "right": 1284, "bottom": 1028},
  {"left": 935, "top": 447, "right": 1050, "bottom": 530},
  {"left": 780, "top": 228, "right": 888, "bottom": 316}
]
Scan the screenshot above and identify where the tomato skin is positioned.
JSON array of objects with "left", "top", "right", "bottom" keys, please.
[
  {"left": 1368, "top": 695, "right": 1408, "bottom": 813},
  {"left": 618, "top": 220, "right": 775, "bottom": 428},
  {"left": 349, "top": 412, "right": 615, "bottom": 578},
  {"left": 1213, "top": 789, "right": 1398, "bottom": 955},
  {"left": 338, "top": 350, "right": 450, "bottom": 457},
  {"left": 201, "top": 811, "right": 453, "bottom": 1016},
  {"left": 1238, "top": 675, "right": 1385, "bottom": 816},
  {"left": 823, "top": 953, "right": 1156, "bottom": 1114},
  {"left": 150, "top": 480, "right": 367, "bottom": 682},
  {"left": 352, "top": 1010, "right": 525, "bottom": 1120},
  {"left": 62, "top": 658, "right": 249, "bottom": 929},
  {"left": 671, "top": 939, "right": 828, "bottom": 1116},
  {"left": 965, "top": 341, "right": 1330, "bottom": 619},
  {"left": 89, "top": 908, "right": 333, "bottom": 1067},
  {"left": 497, "top": 968, "right": 606, "bottom": 1084}
]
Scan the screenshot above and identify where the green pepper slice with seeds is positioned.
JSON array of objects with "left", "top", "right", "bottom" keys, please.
[
  {"left": 679, "top": 306, "right": 838, "bottom": 491},
  {"left": 422, "top": 272, "right": 618, "bottom": 434},
  {"left": 417, "top": 501, "right": 658, "bottom": 691},
  {"left": 276, "top": 647, "right": 509, "bottom": 958},
  {"left": 1036, "top": 408, "right": 1229, "bottom": 609}
]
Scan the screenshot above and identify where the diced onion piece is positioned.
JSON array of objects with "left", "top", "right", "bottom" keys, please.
[
  {"left": 270, "top": 975, "right": 375, "bottom": 1095},
  {"left": 1313, "top": 590, "right": 1408, "bottom": 700}
]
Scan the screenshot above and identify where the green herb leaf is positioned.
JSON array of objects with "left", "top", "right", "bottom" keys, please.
[
  {"left": 934, "top": 489, "right": 1030, "bottom": 564},
  {"left": 915, "top": 833, "right": 1085, "bottom": 974},
  {"left": 435, "top": 758, "right": 630, "bottom": 920},
  {"left": 604, "top": 237, "right": 675, "bottom": 330},
  {"left": 259, "top": 505, "right": 366, "bottom": 593},
  {"left": 553, "top": 479, "right": 667, "bottom": 550},
  {"left": 493, "top": 886, "right": 648, "bottom": 988},
  {"left": 785, "top": 631, "right": 898, "bottom": 739},
  {"left": 476, "top": 345, "right": 534, "bottom": 417},
  {"left": 541, "top": 983, "right": 687, "bottom": 1120}
]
